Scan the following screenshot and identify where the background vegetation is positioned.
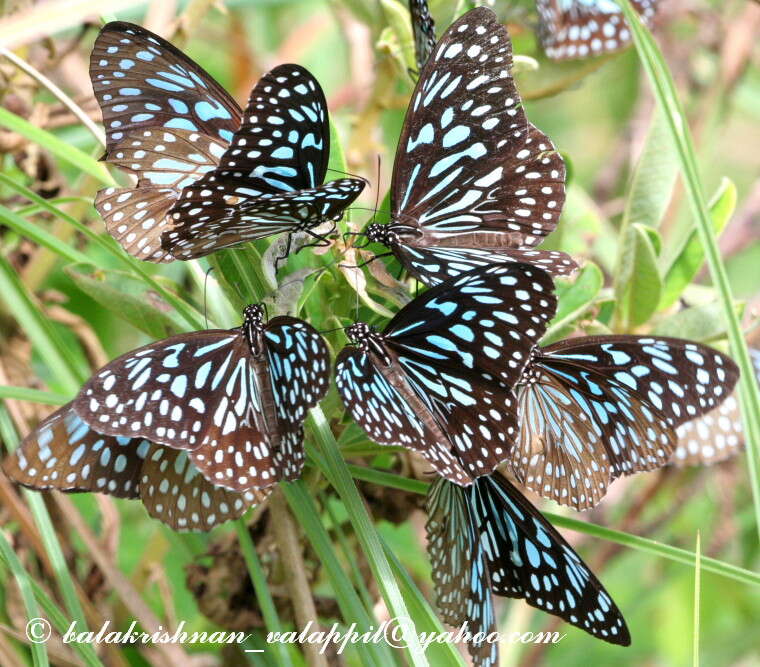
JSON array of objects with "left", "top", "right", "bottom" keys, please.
[{"left": 0, "top": 0, "right": 758, "bottom": 665}]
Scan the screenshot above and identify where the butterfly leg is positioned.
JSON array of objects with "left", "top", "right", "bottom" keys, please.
[
  {"left": 298, "top": 224, "right": 336, "bottom": 253},
  {"left": 274, "top": 234, "right": 295, "bottom": 272},
  {"left": 339, "top": 251, "right": 394, "bottom": 270}
]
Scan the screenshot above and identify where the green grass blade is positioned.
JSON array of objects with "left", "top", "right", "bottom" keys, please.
[
  {"left": 281, "top": 480, "right": 395, "bottom": 667},
  {"left": 620, "top": 0, "right": 760, "bottom": 541},
  {"left": 693, "top": 531, "right": 701, "bottom": 667},
  {"left": 0, "top": 107, "right": 113, "bottom": 185},
  {"left": 233, "top": 520, "right": 293, "bottom": 667},
  {"left": 306, "top": 408, "right": 429, "bottom": 665},
  {"left": 0, "top": 530, "right": 49, "bottom": 667},
  {"left": 0, "top": 386, "right": 70, "bottom": 405}
]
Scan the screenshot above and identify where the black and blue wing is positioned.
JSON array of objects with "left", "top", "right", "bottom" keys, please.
[
  {"left": 263, "top": 316, "right": 331, "bottom": 479},
  {"left": 409, "top": 0, "right": 437, "bottom": 72},
  {"left": 513, "top": 336, "right": 740, "bottom": 509},
  {"left": 470, "top": 473, "right": 630, "bottom": 645},
  {"left": 426, "top": 477, "right": 498, "bottom": 667}
]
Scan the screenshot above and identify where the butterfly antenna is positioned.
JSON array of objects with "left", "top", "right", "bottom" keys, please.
[
  {"left": 372, "top": 154, "right": 381, "bottom": 226},
  {"left": 325, "top": 166, "right": 369, "bottom": 186},
  {"left": 203, "top": 266, "right": 215, "bottom": 329}
]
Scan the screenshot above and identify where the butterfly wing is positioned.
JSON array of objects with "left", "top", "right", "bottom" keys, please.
[
  {"left": 670, "top": 348, "right": 760, "bottom": 466},
  {"left": 72, "top": 330, "right": 279, "bottom": 491},
  {"left": 263, "top": 316, "right": 331, "bottom": 479},
  {"left": 426, "top": 477, "right": 498, "bottom": 667},
  {"left": 90, "top": 21, "right": 241, "bottom": 148},
  {"left": 94, "top": 127, "right": 228, "bottom": 262},
  {"left": 4, "top": 405, "right": 148, "bottom": 499},
  {"left": 392, "top": 8, "right": 527, "bottom": 232},
  {"left": 471, "top": 473, "right": 630, "bottom": 645},
  {"left": 336, "top": 347, "right": 472, "bottom": 483},
  {"left": 513, "top": 336, "right": 740, "bottom": 509},
  {"left": 409, "top": 0, "right": 437, "bottom": 72},
  {"left": 139, "top": 446, "right": 267, "bottom": 530},
  {"left": 163, "top": 177, "right": 365, "bottom": 260},
  {"left": 536, "top": 0, "right": 659, "bottom": 61}
]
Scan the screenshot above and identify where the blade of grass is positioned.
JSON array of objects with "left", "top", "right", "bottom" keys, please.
[
  {"left": 0, "top": 530, "right": 49, "bottom": 667},
  {"left": 693, "top": 531, "right": 701, "bottom": 667},
  {"left": 0, "top": 107, "right": 112, "bottom": 185},
  {"left": 0, "top": 408, "right": 90, "bottom": 639},
  {"left": 0, "top": 174, "right": 204, "bottom": 331},
  {"left": 233, "top": 520, "right": 293, "bottom": 667},
  {"left": 281, "top": 480, "right": 395, "bottom": 667},
  {"left": 306, "top": 408, "right": 429, "bottom": 666},
  {"left": 0, "top": 386, "right": 70, "bottom": 405},
  {"left": 619, "top": 0, "right": 760, "bottom": 541}
]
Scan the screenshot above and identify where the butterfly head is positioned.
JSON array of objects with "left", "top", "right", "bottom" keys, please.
[
  {"left": 242, "top": 304, "right": 266, "bottom": 355},
  {"left": 346, "top": 322, "right": 391, "bottom": 364}
]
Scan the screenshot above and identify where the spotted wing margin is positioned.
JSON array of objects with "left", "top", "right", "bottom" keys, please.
[
  {"left": 190, "top": 64, "right": 331, "bottom": 197},
  {"left": 536, "top": 0, "right": 658, "bottom": 61},
  {"left": 513, "top": 336, "right": 739, "bottom": 509},
  {"left": 392, "top": 8, "right": 529, "bottom": 234},
  {"left": 263, "top": 317, "right": 331, "bottom": 479},
  {"left": 670, "top": 348, "right": 759, "bottom": 466},
  {"left": 472, "top": 474, "right": 631, "bottom": 645},
  {"left": 393, "top": 244, "right": 577, "bottom": 287},
  {"left": 163, "top": 177, "right": 365, "bottom": 260},
  {"left": 409, "top": 0, "right": 437, "bottom": 72},
  {"left": 140, "top": 446, "right": 267, "bottom": 530},
  {"left": 335, "top": 347, "right": 471, "bottom": 484},
  {"left": 3, "top": 405, "right": 147, "bottom": 499},
  {"left": 94, "top": 127, "right": 227, "bottom": 262},
  {"left": 91, "top": 21, "right": 241, "bottom": 149},
  {"left": 426, "top": 477, "right": 498, "bottom": 667}
]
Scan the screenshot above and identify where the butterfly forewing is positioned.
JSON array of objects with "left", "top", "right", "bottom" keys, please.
[
  {"left": 537, "top": 0, "right": 659, "bottom": 61},
  {"left": 514, "top": 336, "right": 740, "bottom": 509},
  {"left": 336, "top": 347, "right": 471, "bottom": 483},
  {"left": 426, "top": 477, "right": 498, "bottom": 667},
  {"left": 140, "top": 446, "right": 267, "bottom": 530},
  {"left": 4, "top": 405, "right": 147, "bottom": 498},
  {"left": 90, "top": 21, "right": 241, "bottom": 148},
  {"left": 471, "top": 473, "right": 630, "bottom": 645},
  {"left": 189, "top": 64, "right": 330, "bottom": 196},
  {"left": 164, "top": 177, "right": 365, "bottom": 260},
  {"left": 392, "top": 8, "right": 526, "bottom": 228},
  {"left": 409, "top": 0, "right": 437, "bottom": 72}
]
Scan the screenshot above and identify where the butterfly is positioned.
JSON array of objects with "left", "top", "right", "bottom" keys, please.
[
  {"left": 359, "top": 7, "right": 577, "bottom": 287},
  {"left": 511, "top": 335, "right": 740, "bottom": 510},
  {"left": 536, "top": 0, "right": 659, "bottom": 61},
  {"left": 336, "top": 263, "right": 557, "bottom": 485},
  {"left": 3, "top": 405, "right": 267, "bottom": 531},
  {"left": 91, "top": 21, "right": 365, "bottom": 263},
  {"left": 59, "top": 304, "right": 328, "bottom": 492},
  {"left": 426, "top": 473, "right": 630, "bottom": 666},
  {"left": 670, "top": 347, "right": 760, "bottom": 467},
  {"left": 409, "top": 0, "right": 437, "bottom": 72}
]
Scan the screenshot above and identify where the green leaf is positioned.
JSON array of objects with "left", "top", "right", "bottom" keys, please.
[
  {"left": 208, "top": 245, "right": 272, "bottom": 312},
  {"left": 652, "top": 300, "right": 743, "bottom": 342},
  {"left": 0, "top": 106, "right": 113, "bottom": 185},
  {"left": 659, "top": 178, "right": 737, "bottom": 310},
  {"left": 65, "top": 263, "right": 190, "bottom": 338},
  {"left": 614, "top": 223, "right": 662, "bottom": 329},
  {"left": 543, "top": 262, "right": 604, "bottom": 344},
  {"left": 379, "top": 0, "right": 416, "bottom": 76},
  {"left": 622, "top": 108, "right": 679, "bottom": 229}
]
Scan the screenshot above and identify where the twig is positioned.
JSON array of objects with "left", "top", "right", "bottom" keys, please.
[{"left": 269, "top": 488, "right": 328, "bottom": 667}]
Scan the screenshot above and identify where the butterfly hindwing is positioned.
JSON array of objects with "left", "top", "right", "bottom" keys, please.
[
  {"left": 4, "top": 405, "right": 147, "bottom": 499},
  {"left": 537, "top": 0, "right": 659, "bottom": 61},
  {"left": 426, "top": 477, "right": 498, "bottom": 667},
  {"left": 409, "top": 0, "right": 437, "bottom": 72},
  {"left": 514, "top": 336, "right": 740, "bottom": 509}
]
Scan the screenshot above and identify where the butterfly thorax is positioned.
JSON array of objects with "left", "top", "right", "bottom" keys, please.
[
  {"left": 242, "top": 304, "right": 266, "bottom": 356},
  {"left": 517, "top": 346, "right": 544, "bottom": 388},
  {"left": 366, "top": 222, "right": 418, "bottom": 247},
  {"left": 346, "top": 322, "right": 392, "bottom": 366}
]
